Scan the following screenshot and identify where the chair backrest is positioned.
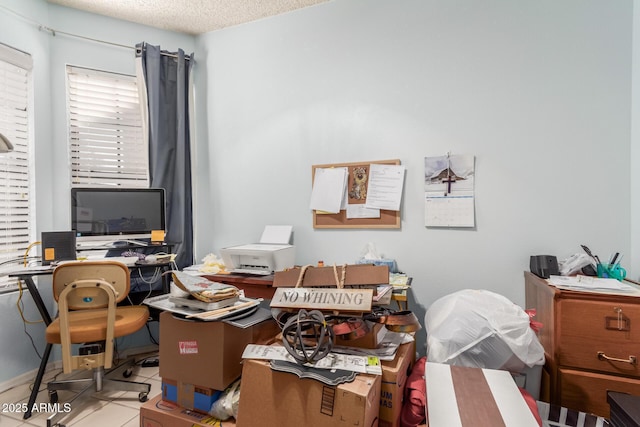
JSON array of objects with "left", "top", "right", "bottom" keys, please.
[{"left": 52, "top": 261, "right": 130, "bottom": 310}]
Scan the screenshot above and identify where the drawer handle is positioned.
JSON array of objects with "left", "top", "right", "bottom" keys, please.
[
  {"left": 605, "top": 307, "right": 630, "bottom": 331},
  {"left": 597, "top": 351, "right": 637, "bottom": 365}
]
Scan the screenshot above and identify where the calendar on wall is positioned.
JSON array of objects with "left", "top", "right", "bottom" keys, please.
[{"left": 424, "top": 154, "right": 475, "bottom": 228}]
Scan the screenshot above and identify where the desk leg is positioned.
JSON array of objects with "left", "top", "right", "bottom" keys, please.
[
  {"left": 23, "top": 342, "right": 52, "bottom": 420},
  {"left": 19, "top": 275, "right": 53, "bottom": 419},
  {"left": 161, "top": 266, "right": 170, "bottom": 294},
  {"left": 22, "top": 276, "right": 52, "bottom": 325}
]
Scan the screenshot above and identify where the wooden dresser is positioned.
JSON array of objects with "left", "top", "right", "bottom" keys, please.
[{"left": 525, "top": 271, "right": 640, "bottom": 418}]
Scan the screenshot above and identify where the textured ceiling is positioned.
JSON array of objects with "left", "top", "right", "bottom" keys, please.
[{"left": 46, "top": 0, "right": 330, "bottom": 35}]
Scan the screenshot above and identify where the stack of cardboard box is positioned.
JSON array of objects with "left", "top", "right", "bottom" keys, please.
[
  {"left": 379, "top": 341, "right": 415, "bottom": 427},
  {"left": 139, "top": 299, "right": 415, "bottom": 426},
  {"left": 139, "top": 311, "right": 279, "bottom": 427},
  {"left": 235, "top": 335, "right": 415, "bottom": 426}
]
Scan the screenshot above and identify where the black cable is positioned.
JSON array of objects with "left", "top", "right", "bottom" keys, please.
[
  {"left": 281, "top": 309, "right": 334, "bottom": 364},
  {"left": 21, "top": 315, "right": 42, "bottom": 360},
  {"left": 17, "top": 292, "right": 43, "bottom": 360},
  {"left": 145, "top": 322, "right": 159, "bottom": 345}
]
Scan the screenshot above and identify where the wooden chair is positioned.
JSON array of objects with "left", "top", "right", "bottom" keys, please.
[{"left": 44, "top": 261, "right": 151, "bottom": 427}]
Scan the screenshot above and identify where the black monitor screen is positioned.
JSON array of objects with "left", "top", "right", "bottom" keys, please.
[{"left": 71, "top": 188, "right": 166, "bottom": 237}]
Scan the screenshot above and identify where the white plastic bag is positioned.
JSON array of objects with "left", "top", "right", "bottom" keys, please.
[
  {"left": 425, "top": 289, "right": 544, "bottom": 372},
  {"left": 209, "top": 379, "right": 240, "bottom": 420},
  {"left": 558, "top": 253, "right": 595, "bottom": 276}
]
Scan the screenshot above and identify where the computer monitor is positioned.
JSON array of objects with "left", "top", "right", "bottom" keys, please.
[{"left": 71, "top": 188, "right": 166, "bottom": 245}]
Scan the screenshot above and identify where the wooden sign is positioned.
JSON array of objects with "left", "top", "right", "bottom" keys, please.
[{"left": 270, "top": 288, "right": 373, "bottom": 312}]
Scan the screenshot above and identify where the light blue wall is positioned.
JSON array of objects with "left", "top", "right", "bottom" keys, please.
[
  {"left": 0, "top": 0, "right": 195, "bottom": 385},
  {"left": 0, "top": 0, "right": 637, "bottom": 384},
  {"left": 0, "top": 0, "right": 56, "bottom": 389},
  {"left": 195, "top": 0, "right": 633, "bottom": 354}
]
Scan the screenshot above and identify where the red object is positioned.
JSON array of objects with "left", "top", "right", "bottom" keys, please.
[
  {"left": 520, "top": 387, "right": 543, "bottom": 427},
  {"left": 525, "top": 308, "right": 544, "bottom": 333},
  {"left": 400, "top": 356, "right": 427, "bottom": 427},
  {"left": 400, "top": 356, "right": 542, "bottom": 427}
]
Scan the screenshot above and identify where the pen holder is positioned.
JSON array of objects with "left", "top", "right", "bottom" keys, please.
[{"left": 597, "top": 263, "right": 626, "bottom": 281}]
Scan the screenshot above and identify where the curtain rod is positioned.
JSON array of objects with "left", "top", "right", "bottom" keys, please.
[{"left": 0, "top": 4, "right": 191, "bottom": 61}]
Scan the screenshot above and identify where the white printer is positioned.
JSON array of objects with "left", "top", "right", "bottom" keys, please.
[{"left": 220, "top": 226, "right": 295, "bottom": 275}]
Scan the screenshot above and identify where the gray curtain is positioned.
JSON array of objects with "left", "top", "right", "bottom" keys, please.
[{"left": 136, "top": 42, "right": 194, "bottom": 268}]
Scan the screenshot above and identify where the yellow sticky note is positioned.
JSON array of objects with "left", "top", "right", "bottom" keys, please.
[{"left": 151, "top": 230, "right": 165, "bottom": 243}]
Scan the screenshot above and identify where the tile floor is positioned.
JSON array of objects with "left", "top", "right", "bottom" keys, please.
[{"left": 0, "top": 356, "right": 160, "bottom": 427}]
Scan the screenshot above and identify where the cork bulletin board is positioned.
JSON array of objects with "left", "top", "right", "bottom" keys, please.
[{"left": 312, "top": 159, "right": 401, "bottom": 229}]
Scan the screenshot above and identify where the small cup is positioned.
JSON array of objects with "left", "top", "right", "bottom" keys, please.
[{"left": 597, "top": 263, "right": 627, "bottom": 281}]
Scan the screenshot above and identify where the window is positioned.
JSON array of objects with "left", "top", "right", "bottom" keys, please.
[
  {"left": 0, "top": 43, "right": 33, "bottom": 292},
  {"left": 66, "top": 65, "right": 147, "bottom": 188}
]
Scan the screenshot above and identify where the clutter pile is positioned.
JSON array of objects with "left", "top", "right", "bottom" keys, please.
[
  {"left": 140, "top": 271, "right": 278, "bottom": 426},
  {"left": 238, "top": 263, "right": 421, "bottom": 427},
  {"left": 141, "top": 263, "right": 422, "bottom": 427}
]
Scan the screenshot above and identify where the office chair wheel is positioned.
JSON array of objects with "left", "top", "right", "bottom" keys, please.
[
  {"left": 123, "top": 368, "right": 133, "bottom": 378},
  {"left": 49, "top": 390, "right": 58, "bottom": 404},
  {"left": 138, "top": 392, "right": 148, "bottom": 402}
]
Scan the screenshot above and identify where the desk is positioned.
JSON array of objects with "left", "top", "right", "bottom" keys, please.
[
  {"left": 391, "top": 289, "right": 408, "bottom": 310},
  {"left": 8, "top": 261, "right": 172, "bottom": 420},
  {"left": 525, "top": 271, "right": 640, "bottom": 418},
  {"left": 390, "top": 276, "right": 412, "bottom": 311},
  {"left": 202, "top": 273, "right": 275, "bottom": 299}
]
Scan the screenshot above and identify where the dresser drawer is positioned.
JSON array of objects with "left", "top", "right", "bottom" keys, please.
[
  {"left": 559, "top": 368, "right": 640, "bottom": 418},
  {"left": 558, "top": 299, "right": 640, "bottom": 377}
]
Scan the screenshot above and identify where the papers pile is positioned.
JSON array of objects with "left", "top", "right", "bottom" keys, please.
[
  {"left": 171, "top": 270, "right": 239, "bottom": 303},
  {"left": 547, "top": 275, "right": 640, "bottom": 294},
  {"left": 389, "top": 273, "right": 411, "bottom": 290},
  {"left": 242, "top": 344, "right": 382, "bottom": 375}
]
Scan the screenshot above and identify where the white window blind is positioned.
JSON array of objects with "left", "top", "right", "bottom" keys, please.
[
  {"left": 0, "top": 43, "right": 33, "bottom": 292},
  {"left": 67, "top": 65, "right": 148, "bottom": 188}
]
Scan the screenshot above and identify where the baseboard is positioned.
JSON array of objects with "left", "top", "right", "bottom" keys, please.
[{"left": 0, "top": 359, "right": 63, "bottom": 394}]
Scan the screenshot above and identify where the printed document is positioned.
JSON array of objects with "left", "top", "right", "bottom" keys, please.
[
  {"left": 547, "top": 275, "right": 640, "bottom": 295},
  {"left": 310, "top": 167, "right": 348, "bottom": 214},
  {"left": 364, "top": 163, "right": 405, "bottom": 211}
]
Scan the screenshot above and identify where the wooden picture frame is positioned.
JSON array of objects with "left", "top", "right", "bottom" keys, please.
[{"left": 312, "top": 159, "right": 401, "bottom": 229}]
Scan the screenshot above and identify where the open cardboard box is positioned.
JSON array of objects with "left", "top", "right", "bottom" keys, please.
[
  {"left": 273, "top": 264, "right": 388, "bottom": 288},
  {"left": 236, "top": 355, "right": 381, "bottom": 427}
]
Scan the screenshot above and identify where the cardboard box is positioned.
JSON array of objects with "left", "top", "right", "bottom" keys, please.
[
  {"left": 159, "top": 311, "right": 279, "bottom": 391},
  {"left": 140, "top": 393, "right": 235, "bottom": 427},
  {"left": 379, "top": 341, "right": 415, "bottom": 427},
  {"left": 335, "top": 322, "right": 386, "bottom": 349},
  {"left": 273, "top": 264, "right": 388, "bottom": 288},
  {"left": 161, "top": 378, "right": 222, "bottom": 414},
  {"left": 236, "top": 357, "right": 381, "bottom": 427}
]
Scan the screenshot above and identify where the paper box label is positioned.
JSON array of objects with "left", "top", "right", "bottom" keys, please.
[
  {"left": 179, "top": 340, "right": 199, "bottom": 355},
  {"left": 381, "top": 389, "right": 395, "bottom": 409}
]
